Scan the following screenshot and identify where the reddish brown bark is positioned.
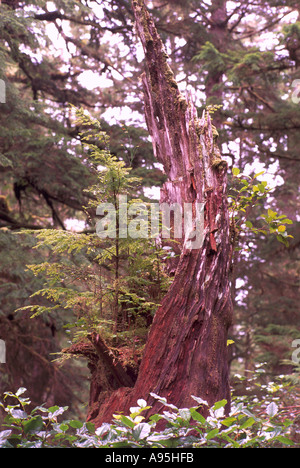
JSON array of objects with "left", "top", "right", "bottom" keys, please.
[{"left": 86, "top": 0, "right": 233, "bottom": 426}]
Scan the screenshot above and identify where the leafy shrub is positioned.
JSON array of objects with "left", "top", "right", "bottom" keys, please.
[{"left": 0, "top": 385, "right": 296, "bottom": 448}]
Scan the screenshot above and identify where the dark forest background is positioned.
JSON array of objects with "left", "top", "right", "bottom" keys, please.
[{"left": 0, "top": 0, "right": 299, "bottom": 420}]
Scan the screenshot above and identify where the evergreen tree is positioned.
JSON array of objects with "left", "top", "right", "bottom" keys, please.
[{"left": 18, "top": 108, "right": 170, "bottom": 420}]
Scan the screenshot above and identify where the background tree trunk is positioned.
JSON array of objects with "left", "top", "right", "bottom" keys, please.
[{"left": 88, "top": 0, "right": 233, "bottom": 426}]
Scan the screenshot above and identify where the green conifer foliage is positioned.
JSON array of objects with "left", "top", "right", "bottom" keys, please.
[{"left": 19, "top": 110, "right": 170, "bottom": 381}]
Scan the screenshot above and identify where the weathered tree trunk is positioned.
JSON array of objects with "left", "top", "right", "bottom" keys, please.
[{"left": 87, "top": 0, "right": 233, "bottom": 426}]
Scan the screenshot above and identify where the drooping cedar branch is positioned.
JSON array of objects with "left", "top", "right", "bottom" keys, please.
[{"left": 87, "top": 0, "right": 233, "bottom": 425}]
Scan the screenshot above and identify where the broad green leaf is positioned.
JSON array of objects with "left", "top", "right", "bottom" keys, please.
[
  {"left": 189, "top": 408, "right": 206, "bottom": 424},
  {"left": 85, "top": 422, "right": 95, "bottom": 433},
  {"left": 278, "top": 225, "right": 286, "bottom": 232},
  {"left": 132, "top": 422, "right": 151, "bottom": 440},
  {"left": 0, "top": 430, "right": 12, "bottom": 445},
  {"left": 59, "top": 423, "right": 69, "bottom": 432},
  {"left": 222, "top": 416, "right": 237, "bottom": 427},
  {"left": 150, "top": 392, "right": 167, "bottom": 403},
  {"left": 113, "top": 414, "right": 122, "bottom": 420},
  {"left": 149, "top": 414, "right": 164, "bottom": 423},
  {"left": 48, "top": 406, "right": 68, "bottom": 419},
  {"left": 178, "top": 408, "right": 191, "bottom": 421},
  {"left": 213, "top": 399, "right": 227, "bottom": 411},
  {"left": 276, "top": 235, "right": 289, "bottom": 247},
  {"left": 240, "top": 417, "right": 255, "bottom": 429},
  {"left": 16, "top": 388, "right": 27, "bottom": 397},
  {"left": 280, "top": 218, "right": 293, "bottom": 224},
  {"left": 69, "top": 420, "right": 83, "bottom": 429},
  {"left": 23, "top": 416, "right": 44, "bottom": 434},
  {"left": 48, "top": 405, "right": 60, "bottom": 413},
  {"left": 119, "top": 415, "right": 135, "bottom": 428},
  {"left": 206, "top": 428, "right": 219, "bottom": 440},
  {"left": 191, "top": 395, "right": 208, "bottom": 406},
  {"left": 137, "top": 399, "right": 147, "bottom": 408},
  {"left": 232, "top": 167, "right": 240, "bottom": 176},
  {"left": 11, "top": 409, "right": 27, "bottom": 419},
  {"left": 242, "top": 408, "right": 257, "bottom": 420},
  {"left": 267, "top": 208, "right": 277, "bottom": 219},
  {"left": 253, "top": 170, "right": 265, "bottom": 178},
  {"left": 275, "top": 436, "right": 294, "bottom": 446},
  {"left": 129, "top": 406, "right": 141, "bottom": 416},
  {"left": 266, "top": 401, "right": 278, "bottom": 417},
  {"left": 133, "top": 415, "right": 144, "bottom": 424}
]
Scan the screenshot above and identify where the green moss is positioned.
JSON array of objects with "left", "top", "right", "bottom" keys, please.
[
  {"left": 211, "top": 145, "right": 227, "bottom": 171},
  {"left": 163, "top": 63, "right": 178, "bottom": 90},
  {"left": 212, "top": 125, "right": 219, "bottom": 140},
  {"left": 212, "top": 158, "right": 227, "bottom": 171},
  {"left": 176, "top": 93, "right": 188, "bottom": 112}
]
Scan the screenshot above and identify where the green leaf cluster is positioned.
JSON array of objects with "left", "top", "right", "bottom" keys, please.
[
  {"left": 229, "top": 167, "right": 293, "bottom": 247},
  {"left": 17, "top": 110, "right": 170, "bottom": 370},
  {"left": 0, "top": 380, "right": 296, "bottom": 448}
]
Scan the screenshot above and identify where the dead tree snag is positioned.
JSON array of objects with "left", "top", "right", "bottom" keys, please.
[{"left": 87, "top": 0, "right": 233, "bottom": 426}]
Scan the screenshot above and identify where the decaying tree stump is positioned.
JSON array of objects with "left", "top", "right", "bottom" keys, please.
[{"left": 86, "top": 0, "right": 233, "bottom": 426}]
